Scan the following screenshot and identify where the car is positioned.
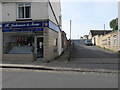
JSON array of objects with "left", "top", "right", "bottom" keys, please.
[{"left": 85, "top": 39, "right": 92, "bottom": 45}]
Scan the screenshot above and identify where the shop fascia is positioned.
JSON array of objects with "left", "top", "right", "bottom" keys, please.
[{"left": 2, "top": 20, "right": 60, "bottom": 32}]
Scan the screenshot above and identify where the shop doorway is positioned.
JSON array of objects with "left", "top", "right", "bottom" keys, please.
[{"left": 37, "top": 37, "right": 44, "bottom": 58}]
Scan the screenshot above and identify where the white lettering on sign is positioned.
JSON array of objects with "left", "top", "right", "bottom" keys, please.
[{"left": 4, "top": 22, "right": 40, "bottom": 28}]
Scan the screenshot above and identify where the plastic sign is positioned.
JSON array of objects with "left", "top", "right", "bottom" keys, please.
[{"left": 2, "top": 20, "right": 60, "bottom": 32}]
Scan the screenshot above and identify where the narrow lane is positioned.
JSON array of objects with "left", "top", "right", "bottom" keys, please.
[
  {"left": 71, "top": 39, "right": 118, "bottom": 59},
  {"left": 69, "top": 39, "right": 118, "bottom": 70}
]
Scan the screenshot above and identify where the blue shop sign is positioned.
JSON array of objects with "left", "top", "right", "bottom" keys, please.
[
  {"left": 3, "top": 28, "right": 44, "bottom": 32},
  {"left": 2, "top": 21, "right": 49, "bottom": 29},
  {"left": 2, "top": 20, "right": 60, "bottom": 32}
]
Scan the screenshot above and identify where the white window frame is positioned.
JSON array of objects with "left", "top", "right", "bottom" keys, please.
[
  {"left": 113, "top": 35, "right": 117, "bottom": 47},
  {"left": 17, "top": 3, "right": 32, "bottom": 19},
  {"left": 108, "top": 37, "right": 111, "bottom": 47}
]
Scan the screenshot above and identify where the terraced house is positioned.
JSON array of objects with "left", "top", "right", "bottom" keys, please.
[
  {"left": 1, "top": 0, "right": 62, "bottom": 62},
  {"left": 88, "top": 30, "right": 119, "bottom": 52}
]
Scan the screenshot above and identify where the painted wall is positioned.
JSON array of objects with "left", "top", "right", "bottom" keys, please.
[
  {"left": 48, "top": 1, "right": 62, "bottom": 55},
  {"left": 31, "top": 2, "right": 48, "bottom": 20},
  {"left": 2, "top": 2, "right": 48, "bottom": 22}
]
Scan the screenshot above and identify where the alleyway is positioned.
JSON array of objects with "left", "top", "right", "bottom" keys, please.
[
  {"left": 67, "top": 39, "right": 118, "bottom": 70},
  {"left": 71, "top": 39, "right": 118, "bottom": 59}
]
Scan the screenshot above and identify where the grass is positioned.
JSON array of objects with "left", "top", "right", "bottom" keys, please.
[{"left": 97, "top": 46, "right": 118, "bottom": 54}]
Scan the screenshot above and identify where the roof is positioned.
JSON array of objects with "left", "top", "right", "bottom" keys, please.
[
  {"left": 90, "top": 30, "right": 112, "bottom": 37},
  {"left": 83, "top": 35, "right": 88, "bottom": 37}
]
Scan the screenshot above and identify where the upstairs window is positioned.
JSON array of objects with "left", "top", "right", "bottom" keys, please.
[{"left": 17, "top": 3, "right": 31, "bottom": 19}]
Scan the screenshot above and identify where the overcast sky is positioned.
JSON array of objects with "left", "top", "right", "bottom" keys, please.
[{"left": 61, "top": 0, "right": 118, "bottom": 39}]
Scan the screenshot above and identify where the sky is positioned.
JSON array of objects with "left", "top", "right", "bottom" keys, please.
[{"left": 61, "top": 0, "right": 118, "bottom": 39}]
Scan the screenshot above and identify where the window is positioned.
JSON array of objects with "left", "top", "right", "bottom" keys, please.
[
  {"left": 113, "top": 35, "right": 117, "bottom": 47},
  {"left": 102, "top": 39, "right": 107, "bottom": 45},
  {"left": 17, "top": 3, "right": 31, "bottom": 19},
  {"left": 108, "top": 37, "right": 110, "bottom": 47},
  {"left": 3, "top": 33, "right": 34, "bottom": 54}
]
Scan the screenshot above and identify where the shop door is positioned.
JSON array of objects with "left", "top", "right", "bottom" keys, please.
[{"left": 37, "top": 37, "right": 43, "bottom": 58}]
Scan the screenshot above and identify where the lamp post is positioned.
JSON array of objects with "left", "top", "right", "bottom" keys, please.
[{"left": 68, "top": 20, "right": 72, "bottom": 61}]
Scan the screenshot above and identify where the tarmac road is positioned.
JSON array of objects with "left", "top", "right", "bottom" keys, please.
[
  {"left": 71, "top": 39, "right": 118, "bottom": 59},
  {"left": 69, "top": 39, "right": 118, "bottom": 70},
  {"left": 2, "top": 69, "right": 118, "bottom": 88}
]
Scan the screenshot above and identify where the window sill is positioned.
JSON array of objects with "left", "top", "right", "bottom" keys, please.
[{"left": 16, "top": 18, "right": 32, "bottom": 21}]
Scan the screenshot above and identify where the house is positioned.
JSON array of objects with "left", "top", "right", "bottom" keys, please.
[
  {"left": 96, "top": 30, "right": 118, "bottom": 52},
  {"left": 83, "top": 35, "right": 88, "bottom": 40},
  {"left": 88, "top": 30, "right": 112, "bottom": 45},
  {"left": 1, "top": 0, "right": 62, "bottom": 62}
]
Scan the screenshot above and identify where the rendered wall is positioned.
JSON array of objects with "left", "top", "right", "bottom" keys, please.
[{"left": 2, "top": 2, "right": 48, "bottom": 22}]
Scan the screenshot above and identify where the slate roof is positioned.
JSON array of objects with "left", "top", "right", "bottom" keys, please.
[{"left": 90, "top": 30, "right": 112, "bottom": 37}]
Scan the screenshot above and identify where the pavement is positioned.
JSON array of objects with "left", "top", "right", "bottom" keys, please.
[
  {"left": 1, "top": 40, "right": 119, "bottom": 74},
  {"left": 1, "top": 39, "right": 119, "bottom": 74}
]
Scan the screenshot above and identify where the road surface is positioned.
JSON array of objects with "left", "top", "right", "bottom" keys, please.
[
  {"left": 69, "top": 39, "right": 118, "bottom": 70},
  {"left": 2, "top": 69, "right": 118, "bottom": 88}
]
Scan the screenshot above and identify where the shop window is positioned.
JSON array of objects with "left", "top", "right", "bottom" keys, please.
[
  {"left": 113, "top": 35, "right": 117, "bottom": 47},
  {"left": 17, "top": 3, "right": 31, "bottom": 19},
  {"left": 3, "top": 34, "right": 34, "bottom": 54}
]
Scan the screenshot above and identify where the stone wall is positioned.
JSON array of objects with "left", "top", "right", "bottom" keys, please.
[
  {"left": 44, "top": 28, "right": 59, "bottom": 61},
  {"left": 94, "top": 31, "right": 118, "bottom": 52}
]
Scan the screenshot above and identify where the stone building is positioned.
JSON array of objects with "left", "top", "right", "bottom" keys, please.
[
  {"left": 1, "top": 0, "right": 62, "bottom": 62},
  {"left": 92, "top": 30, "right": 118, "bottom": 52},
  {"left": 88, "top": 30, "right": 111, "bottom": 45}
]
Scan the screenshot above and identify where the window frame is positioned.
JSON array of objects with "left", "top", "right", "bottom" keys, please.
[
  {"left": 108, "top": 37, "right": 111, "bottom": 47},
  {"left": 17, "top": 3, "right": 32, "bottom": 20},
  {"left": 113, "top": 35, "right": 117, "bottom": 47}
]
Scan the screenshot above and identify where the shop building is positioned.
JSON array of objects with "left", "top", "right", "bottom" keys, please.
[{"left": 1, "top": 0, "right": 62, "bottom": 62}]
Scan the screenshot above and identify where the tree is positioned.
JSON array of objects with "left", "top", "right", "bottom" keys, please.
[{"left": 109, "top": 18, "right": 118, "bottom": 31}]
